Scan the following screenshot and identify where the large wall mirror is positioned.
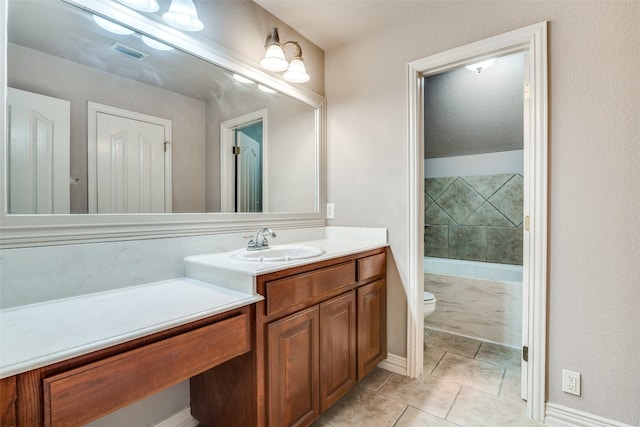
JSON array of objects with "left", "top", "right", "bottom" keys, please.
[{"left": 1, "top": 0, "right": 326, "bottom": 247}]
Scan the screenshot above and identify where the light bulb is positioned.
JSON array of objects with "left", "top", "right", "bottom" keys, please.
[
  {"left": 283, "top": 58, "right": 310, "bottom": 83},
  {"left": 162, "top": 0, "right": 204, "bottom": 31},
  {"left": 260, "top": 45, "right": 289, "bottom": 72}
]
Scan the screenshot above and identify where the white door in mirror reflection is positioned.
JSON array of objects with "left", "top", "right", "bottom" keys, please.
[
  {"left": 6, "top": 88, "right": 70, "bottom": 214},
  {"left": 88, "top": 103, "right": 172, "bottom": 214},
  {"left": 235, "top": 122, "right": 263, "bottom": 213}
]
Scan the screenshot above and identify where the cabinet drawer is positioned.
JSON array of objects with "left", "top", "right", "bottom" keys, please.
[
  {"left": 357, "top": 252, "right": 386, "bottom": 282},
  {"left": 266, "top": 262, "right": 356, "bottom": 317},
  {"left": 43, "top": 312, "right": 250, "bottom": 426}
]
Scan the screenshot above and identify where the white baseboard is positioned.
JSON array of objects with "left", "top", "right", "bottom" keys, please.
[
  {"left": 545, "top": 403, "right": 637, "bottom": 427},
  {"left": 377, "top": 353, "right": 407, "bottom": 376},
  {"left": 153, "top": 407, "right": 199, "bottom": 427}
]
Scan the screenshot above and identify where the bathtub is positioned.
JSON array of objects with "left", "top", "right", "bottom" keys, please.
[
  {"left": 424, "top": 257, "right": 523, "bottom": 347},
  {"left": 424, "top": 257, "right": 522, "bottom": 283}
]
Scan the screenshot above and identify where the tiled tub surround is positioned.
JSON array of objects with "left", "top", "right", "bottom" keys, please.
[
  {"left": 424, "top": 173, "right": 523, "bottom": 265},
  {"left": 424, "top": 258, "right": 522, "bottom": 347}
]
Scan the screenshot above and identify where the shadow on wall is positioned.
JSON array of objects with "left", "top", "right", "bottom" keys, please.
[{"left": 424, "top": 173, "right": 523, "bottom": 265}]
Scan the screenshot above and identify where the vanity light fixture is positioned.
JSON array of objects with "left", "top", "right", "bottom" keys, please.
[
  {"left": 260, "top": 28, "right": 310, "bottom": 83},
  {"left": 93, "top": 15, "right": 135, "bottom": 35},
  {"left": 116, "top": 0, "right": 159, "bottom": 13},
  {"left": 162, "top": 0, "right": 204, "bottom": 31},
  {"left": 465, "top": 58, "right": 496, "bottom": 73}
]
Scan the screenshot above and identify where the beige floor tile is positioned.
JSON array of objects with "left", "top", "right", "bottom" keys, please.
[
  {"left": 424, "top": 346, "right": 445, "bottom": 375},
  {"left": 310, "top": 419, "right": 335, "bottom": 427},
  {"left": 394, "top": 406, "right": 459, "bottom": 427},
  {"left": 425, "top": 330, "right": 481, "bottom": 358},
  {"left": 379, "top": 374, "right": 460, "bottom": 418},
  {"left": 500, "top": 367, "right": 525, "bottom": 403},
  {"left": 319, "top": 384, "right": 406, "bottom": 427},
  {"left": 424, "top": 326, "right": 434, "bottom": 340},
  {"left": 360, "top": 367, "right": 394, "bottom": 391},
  {"left": 475, "top": 341, "right": 522, "bottom": 369},
  {"left": 432, "top": 353, "right": 504, "bottom": 395},
  {"left": 447, "top": 387, "right": 538, "bottom": 427}
]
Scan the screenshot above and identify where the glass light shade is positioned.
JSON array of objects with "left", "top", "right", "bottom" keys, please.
[
  {"left": 117, "top": 0, "right": 159, "bottom": 12},
  {"left": 283, "top": 58, "right": 310, "bottom": 83},
  {"left": 465, "top": 58, "right": 496, "bottom": 73},
  {"left": 162, "top": 0, "right": 204, "bottom": 31},
  {"left": 260, "top": 45, "right": 289, "bottom": 72},
  {"left": 141, "top": 35, "right": 174, "bottom": 51},
  {"left": 93, "top": 15, "right": 135, "bottom": 35}
]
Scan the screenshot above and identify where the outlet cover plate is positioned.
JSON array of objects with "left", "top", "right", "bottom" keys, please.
[{"left": 562, "top": 369, "right": 581, "bottom": 396}]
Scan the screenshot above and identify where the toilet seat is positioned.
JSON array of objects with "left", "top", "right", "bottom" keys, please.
[{"left": 423, "top": 291, "right": 435, "bottom": 301}]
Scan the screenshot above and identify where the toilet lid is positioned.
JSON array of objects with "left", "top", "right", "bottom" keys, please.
[{"left": 423, "top": 291, "right": 435, "bottom": 301}]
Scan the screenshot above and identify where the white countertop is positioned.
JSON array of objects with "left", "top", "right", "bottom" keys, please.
[
  {"left": 184, "top": 239, "right": 389, "bottom": 294},
  {"left": 0, "top": 278, "right": 263, "bottom": 378}
]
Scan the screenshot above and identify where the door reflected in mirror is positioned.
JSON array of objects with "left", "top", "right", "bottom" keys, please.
[{"left": 5, "top": 0, "right": 318, "bottom": 215}]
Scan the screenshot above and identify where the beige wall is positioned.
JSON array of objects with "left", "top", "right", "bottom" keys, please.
[{"left": 325, "top": 1, "right": 639, "bottom": 425}]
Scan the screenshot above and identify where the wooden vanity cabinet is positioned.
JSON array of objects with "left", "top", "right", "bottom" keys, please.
[
  {"left": 267, "top": 305, "right": 320, "bottom": 427},
  {"left": 5, "top": 306, "right": 252, "bottom": 427},
  {"left": 1, "top": 376, "right": 17, "bottom": 427},
  {"left": 319, "top": 291, "right": 357, "bottom": 412},
  {"left": 257, "top": 248, "right": 387, "bottom": 427}
]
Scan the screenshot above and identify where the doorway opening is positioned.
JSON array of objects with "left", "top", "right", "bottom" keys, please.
[
  {"left": 407, "top": 22, "right": 548, "bottom": 421},
  {"left": 220, "top": 109, "right": 268, "bottom": 213},
  {"left": 423, "top": 50, "right": 527, "bottom": 401}
]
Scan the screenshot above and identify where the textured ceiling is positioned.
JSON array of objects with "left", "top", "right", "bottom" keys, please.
[{"left": 424, "top": 52, "right": 525, "bottom": 158}]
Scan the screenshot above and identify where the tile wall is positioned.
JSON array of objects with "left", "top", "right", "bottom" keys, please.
[{"left": 424, "top": 173, "right": 523, "bottom": 265}]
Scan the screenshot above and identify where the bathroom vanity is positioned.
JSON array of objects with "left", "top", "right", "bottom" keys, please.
[
  {"left": 188, "top": 244, "right": 387, "bottom": 427},
  {"left": 0, "top": 239, "right": 386, "bottom": 427}
]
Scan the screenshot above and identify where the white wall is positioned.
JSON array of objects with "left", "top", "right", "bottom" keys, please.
[
  {"left": 425, "top": 150, "right": 523, "bottom": 178},
  {"left": 325, "top": 1, "right": 639, "bottom": 425}
]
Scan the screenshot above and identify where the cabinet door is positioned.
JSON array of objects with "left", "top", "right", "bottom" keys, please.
[
  {"left": 1, "top": 376, "right": 16, "bottom": 427},
  {"left": 357, "top": 279, "right": 387, "bottom": 380},
  {"left": 268, "top": 306, "right": 319, "bottom": 427},
  {"left": 320, "top": 292, "right": 356, "bottom": 412}
]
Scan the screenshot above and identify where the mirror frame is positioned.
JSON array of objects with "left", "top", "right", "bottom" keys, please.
[{"left": 0, "top": 0, "right": 326, "bottom": 248}]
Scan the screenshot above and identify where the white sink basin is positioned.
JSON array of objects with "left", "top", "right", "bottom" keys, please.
[{"left": 229, "top": 245, "right": 325, "bottom": 262}]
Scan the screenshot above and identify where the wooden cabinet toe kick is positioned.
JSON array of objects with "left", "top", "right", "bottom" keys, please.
[{"left": 43, "top": 311, "right": 250, "bottom": 427}]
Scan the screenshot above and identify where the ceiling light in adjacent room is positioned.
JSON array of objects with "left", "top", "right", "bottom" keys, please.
[{"left": 465, "top": 58, "right": 496, "bottom": 73}]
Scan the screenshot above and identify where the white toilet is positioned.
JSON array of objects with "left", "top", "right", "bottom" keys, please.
[{"left": 423, "top": 291, "right": 437, "bottom": 319}]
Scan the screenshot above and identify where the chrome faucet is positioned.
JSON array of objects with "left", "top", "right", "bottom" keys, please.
[{"left": 247, "top": 228, "right": 276, "bottom": 251}]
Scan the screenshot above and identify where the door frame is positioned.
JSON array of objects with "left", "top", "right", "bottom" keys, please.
[
  {"left": 87, "top": 102, "right": 172, "bottom": 213},
  {"left": 220, "top": 109, "right": 268, "bottom": 212},
  {"left": 406, "top": 22, "right": 548, "bottom": 421}
]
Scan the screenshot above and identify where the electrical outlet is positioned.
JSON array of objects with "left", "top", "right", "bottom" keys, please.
[
  {"left": 326, "top": 203, "right": 335, "bottom": 219},
  {"left": 562, "top": 369, "right": 581, "bottom": 396}
]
